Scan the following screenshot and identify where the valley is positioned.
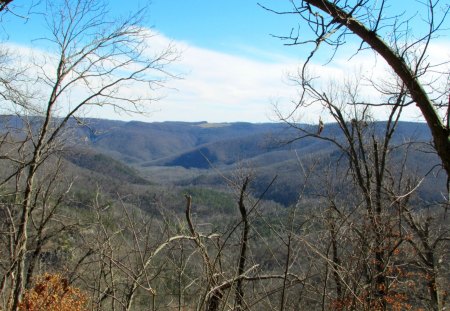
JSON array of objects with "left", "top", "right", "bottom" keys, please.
[
  {"left": 1, "top": 115, "right": 448, "bottom": 310},
  {"left": 64, "top": 118, "right": 444, "bottom": 206}
]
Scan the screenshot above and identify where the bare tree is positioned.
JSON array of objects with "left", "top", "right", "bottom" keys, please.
[
  {"left": 0, "top": 0, "right": 178, "bottom": 309},
  {"left": 261, "top": 0, "right": 450, "bottom": 183},
  {"left": 274, "top": 70, "right": 450, "bottom": 309},
  {"left": 263, "top": 2, "right": 450, "bottom": 303}
]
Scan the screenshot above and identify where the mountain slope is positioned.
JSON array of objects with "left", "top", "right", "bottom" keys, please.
[{"left": 1, "top": 116, "right": 442, "bottom": 206}]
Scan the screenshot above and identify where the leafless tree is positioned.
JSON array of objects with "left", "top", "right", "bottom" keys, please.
[
  {"left": 0, "top": 0, "right": 178, "bottom": 309},
  {"left": 261, "top": 0, "right": 450, "bottom": 187},
  {"left": 274, "top": 70, "right": 449, "bottom": 309},
  {"left": 262, "top": 2, "right": 450, "bottom": 305}
]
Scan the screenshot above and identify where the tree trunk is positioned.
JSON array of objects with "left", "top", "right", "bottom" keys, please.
[
  {"left": 0, "top": 0, "right": 13, "bottom": 12},
  {"left": 304, "top": 0, "right": 450, "bottom": 179}
]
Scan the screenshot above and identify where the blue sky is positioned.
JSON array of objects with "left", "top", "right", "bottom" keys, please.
[
  {"left": 2, "top": 0, "right": 449, "bottom": 123},
  {"left": 147, "top": 0, "right": 303, "bottom": 61}
]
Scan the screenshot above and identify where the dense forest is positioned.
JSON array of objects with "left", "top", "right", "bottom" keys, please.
[{"left": 0, "top": 0, "right": 449, "bottom": 310}]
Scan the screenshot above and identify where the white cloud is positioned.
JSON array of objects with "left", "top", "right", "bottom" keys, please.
[
  {"left": 141, "top": 34, "right": 300, "bottom": 122},
  {"left": 2, "top": 33, "right": 449, "bottom": 124},
  {"left": 2, "top": 33, "right": 300, "bottom": 123}
]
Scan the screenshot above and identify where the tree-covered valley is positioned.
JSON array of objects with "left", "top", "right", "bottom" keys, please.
[
  {"left": 1, "top": 115, "right": 449, "bottom": 310},
  {"left": 0, "top": 0, "right": 449, "bottom": 310}
]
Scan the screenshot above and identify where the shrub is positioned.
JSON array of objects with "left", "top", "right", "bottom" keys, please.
[{"left": 19, "top": 273, "right": 87, "bottom": 311}]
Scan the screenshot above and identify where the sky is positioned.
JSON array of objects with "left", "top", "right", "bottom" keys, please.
[{"left": 1, "top": 0, "right": 449, "bottom": 123}]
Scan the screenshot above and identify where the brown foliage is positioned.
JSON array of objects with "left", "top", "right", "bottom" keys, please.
[{"left": 18, "top": 273, "right": 87, "bottom": 311}]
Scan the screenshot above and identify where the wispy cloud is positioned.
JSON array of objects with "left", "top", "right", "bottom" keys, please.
[
  {"left": 145, "top": 33, "right": 300, "bottom": 122},
  {"left": 3, "top": 32, "right": 449, "bottom": 123}
]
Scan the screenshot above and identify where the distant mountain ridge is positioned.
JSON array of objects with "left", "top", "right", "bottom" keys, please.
[
  {"left": 70, "top": 118, "right": 444, "bottom": 206},
  {"left": 82, "top": 120, "right": 289, "bottom": 165},
  {"left": 74, "top": 119, "right": 433, "bottom": 168},
  {"left": 1, "top": 115, "right": 442, "bottom": 206},
  {"left": 1, "top": 115, "right": 433, "bottom": 167}
]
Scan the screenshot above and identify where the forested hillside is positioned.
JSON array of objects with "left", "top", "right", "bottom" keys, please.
[
  {"left": 64, "top": 118, "right": 445, "bottom": 206},
  {"left": 0, "top": 0, "right": 449, "bottom": 310},
  {"left": 1, "top": 115, "right": 448, "bottom": 310}
]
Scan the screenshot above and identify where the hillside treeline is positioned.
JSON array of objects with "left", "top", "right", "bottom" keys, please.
[{"left": 0, "top": 0, "right": 449, "bottom": 310}]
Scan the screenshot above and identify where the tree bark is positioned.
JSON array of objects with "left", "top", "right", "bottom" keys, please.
[
  {"left": 0, "top": 0, "right": 13, "bottom": 12},
  {"left": 235, "top": 177, "right": 250, "bottom": 311}
]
